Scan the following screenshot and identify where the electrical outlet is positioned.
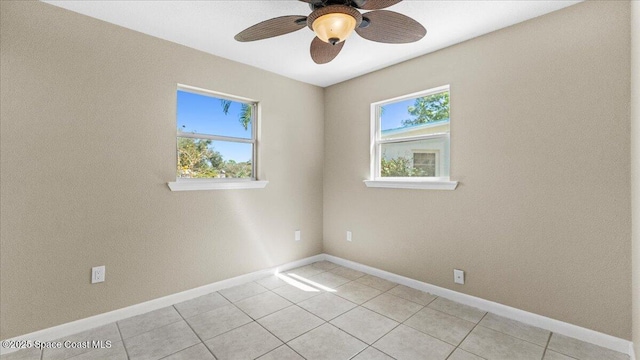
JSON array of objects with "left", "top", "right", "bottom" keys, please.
[
  {"left": 295, "top": 230, "right": 301, "bottom": 241},
  {"left": 346, "top": 231, "right": 352, "bottom": 242},
  {"left": 92, "top": 266, "right": 105, "bottom": 284},
  {"left": 454, "top": 269, "right": 464, "bottom": 285}
]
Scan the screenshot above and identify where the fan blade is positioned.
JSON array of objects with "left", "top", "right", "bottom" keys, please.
[
  {"left": 235, "top": 16, "right": 307, "bottom": 42},
  {"left": 310, "top": 37, "right": 344, "bottom": 64},
  {"left": 299, "top": 0, "right": 326, "bottom": 6},
  {"left": 355, "top": 10, "right": 426, "bottom": 43},
  {"left": 359, "top": 0, "right": 402, "bottom": 10}
]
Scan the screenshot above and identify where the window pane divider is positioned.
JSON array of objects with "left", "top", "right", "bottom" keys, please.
[{"left": 177, "top": 131, "right": 254, "bottom": 144}]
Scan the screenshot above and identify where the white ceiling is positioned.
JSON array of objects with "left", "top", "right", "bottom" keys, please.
[{"left": 43, "top": 0, "right": 582, "bottom": 87}]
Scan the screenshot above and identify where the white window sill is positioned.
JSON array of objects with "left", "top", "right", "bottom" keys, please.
[
  {"left": 168, "top": 180, "right": 269, "bottom": 191},
  {"left": 364, "top": 180, "right": 458, "bottom": 190}
]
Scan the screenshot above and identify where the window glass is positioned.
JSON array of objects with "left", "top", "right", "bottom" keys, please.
[
  {"left": 176, "top": 87, "right": 256, "bottom": 180},
  {"left": 374, "top": 86, "right": 450, "bottom": 179},
  {"left": 177, "top": 90, "right": 253, "bottom": 139}
]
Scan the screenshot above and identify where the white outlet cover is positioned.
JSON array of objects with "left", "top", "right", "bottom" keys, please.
[
  {"left": 92, "top": 266, "right": 105, "bottom": 284},
  {"left": 454, "top": 269, "right": 464, "bottom": 285},
  {"left": 346, "top": 231, "right": 352, "bottom": 242},
  {"left": 295, "top": 230, "right": 301, "bottom": 241}
]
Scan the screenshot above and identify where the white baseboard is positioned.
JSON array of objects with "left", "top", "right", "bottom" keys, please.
[
  {"left": 324, "top": 254, "right": 633, "bottom": 357},
  {"left": 0, "top": 254, "right": 324, "bottom": 356},
  {"left": 1, "top": 253, "right": 633, "bottom": 358}
]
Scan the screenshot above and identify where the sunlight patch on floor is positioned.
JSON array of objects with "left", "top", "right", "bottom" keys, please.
[
  {"left": 287, "top": 273, "right": 337, "bottom": 292},
  {"left": 275, "top": 273, "right": 320, "bottom": 292}
]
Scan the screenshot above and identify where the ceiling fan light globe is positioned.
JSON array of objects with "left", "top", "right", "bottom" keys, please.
[{"left": 312, "top": 13, "right": 357, "bottom": 44}]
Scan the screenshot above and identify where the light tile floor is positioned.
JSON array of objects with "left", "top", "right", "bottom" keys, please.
[{"left": 1, "top": 261, "right": 630, "bottom": 360}]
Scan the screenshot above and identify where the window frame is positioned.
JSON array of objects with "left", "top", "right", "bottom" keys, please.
[
  {"left": 168, "top": 84, "right": 267, "bottom": 191},
  {"left": 366, "top": 85, "right": 458, "bottom": 190}
]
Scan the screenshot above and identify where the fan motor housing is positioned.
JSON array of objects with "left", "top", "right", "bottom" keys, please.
[{"left": 308, "top": 0, "right": 367, "bottom": 11}]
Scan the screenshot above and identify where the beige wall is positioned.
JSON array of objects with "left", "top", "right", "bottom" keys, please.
[
  {"left": 632, "top": 0, "right": 640, "bottom": 355},
  {"left": 1, "top": 0, "right": 634, "bottom": 344},
  {"left": 324, "top": 0, "right": 631, "bottom": 339},
  {"left": 0, "top": 1, "right": 324, "bottom": 339}
]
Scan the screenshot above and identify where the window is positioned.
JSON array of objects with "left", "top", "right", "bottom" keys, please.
[
  {"left": 412, "top": 151, "right": 437, "bottom": 176},
  {"left": 168, "top": 85, "right": 267, "bottom": 191},
  {"left": 366, "top": 85, "right": 458, "bottom": 190}
]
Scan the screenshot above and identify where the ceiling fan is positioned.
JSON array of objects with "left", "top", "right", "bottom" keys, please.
[{"left": 234, "top": 0, "right": 426, "bottom": 64}]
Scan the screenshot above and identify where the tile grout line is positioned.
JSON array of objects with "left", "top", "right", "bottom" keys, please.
[
  {"left": 39, "top": 264, "right": 528, "bottom": 360},
  {"left": 355, "top": 285, "right": 435, "bottom": 329},
  {"left": 540, "top": 331, "right": 553, "bottom": 360},
  {"left": 261, "top": 303, "right": 325, "bottom": 344},
  {"left": 280, "top": 304, "right": 330, "bottom": 342},
  {"left": 368, "top": 319, "right": 404, "bottom": 358},
  {"left": 348, "top": 346, "right": 369, "bottom": 360},
  {"left": 179, "top": 287, "right": 296, "bottom": 346},
  {"left": 118, "top": 318, "right": 185, "bottom": 344},
  {"left": 195, "top": 274, "right": 428, "bottom": 360},
  {"left": 445, "top": 311, "right": 489, "bottom": 360},
  {"left": 469, "top": 312, "right": 553, "bottom": 350},
  {"left": 473, "top": 322, "right": 550, "bottom": 351},
  {"left": 251, "top": 300, "right": 329, "bottom": 349},
  {"left": 330, "top": 309, "right": 401, "bottom": 350},
  {"left": 297, "top": 294, "right": 359, "bottom": 322},
  {"left": 278, "top": 283, "right": 404, "bottom": 358},
  {"left": 279, "top": 343, "right": 308, "bottom": 360},
  {"left": 388, "top": 294, "right": 476, "bottom": 360},
  {"left": 362, "top": 287, "right": 431, "bottom": 359},
  {"left": 420, "top": 295, "right": 552, "bottom": 354},
  {"left": 157, "top": 343, "right": 211, "bottom": 360},
  {"left": 172, "top": 305, "right": 218, "bottom": 360},
  {"left": 291, "top": 267, "right": 454, "bottom": 356},
  {"left": 356, "top": 284, "right": 437, "bottom": 324},
  {"left": 218, "top": 282, "right": 270, "bottom": 304},
  {"left": 348, "top": 345, "right": 398, "bottom": 360},
  {"left": 179, "top": 307, "right": 252, "bottom": 345},
  {"left": 351, "top": 294, "right": 422, "bottom": 324},
  {"left": 540, "top": 334, "right": 585, "bottom": 360},
  {"left": 281, "top": 261, "right": 348, "bottom": 349},
  {"left": 250, "top": 271, "right": 387, "bottom": 359},
  {"left": 412, "top": 296, "right": 552, "bottom": 352},
  {"left": 225, "top": 287, "right": 296, "bottom": 359},
  {"left": 114, "top": 321, "right": 131, "bottom": 360},
  {"left": 209, "top": 264, "right": 346, "bottom": 359},
  {"left": 340, "top": 304, "right": 400, "bottom": 325},
  {"left": 114, "top": 313, "right": 202, "bottom": 359},
  {"left": 424, "top": 296, "right": 488, "bottom": 324}
]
